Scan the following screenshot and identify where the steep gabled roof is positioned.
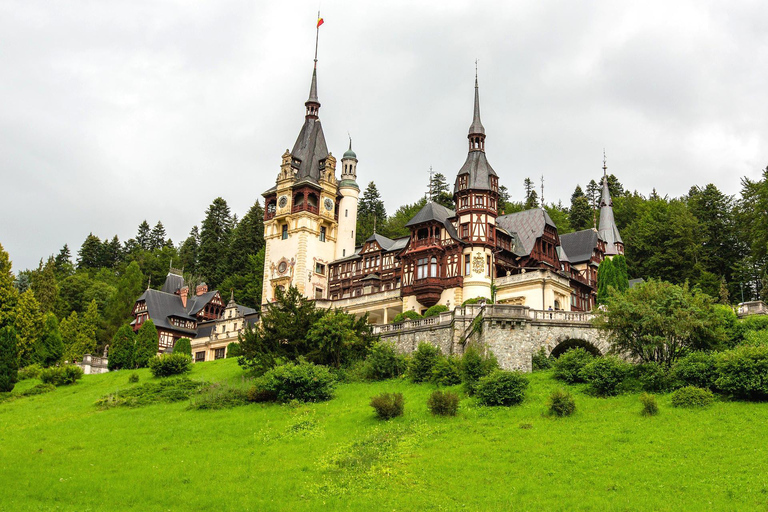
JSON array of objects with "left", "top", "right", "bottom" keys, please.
[
  {"left": 290, "top": 118, "right": 329, "bottom": 184},
  {"left": 598, "top": 170, "right": 623, "bottom": 254},
  {"left": 187, "top": 291, "right": 219, "bottom": 316},
  {"left": 160, "top": 271, "right": 184, "bottom": 294},
  {"left": 138, "top": 289, "right": 197, "bottom": 333},
  {"left": 559, "top": 229, "right": 599, "bottom": 264},
  {"left": 405, "top": 202, "right": 461, "bottom": 241},
  {"left": 496, "top": 208, "right": 556, "bottom": 256},
  {"left": 365, "top": 233, "right": 397, "bottom": 251}
]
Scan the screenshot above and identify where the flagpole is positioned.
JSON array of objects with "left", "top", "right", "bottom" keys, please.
[{"left": 314, "top": 11, "right": 320, "bottom": 67}]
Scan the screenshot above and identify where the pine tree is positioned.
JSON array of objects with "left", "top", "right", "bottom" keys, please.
[
  {"left": 612, "top": 254, "right": 630, "bottom": 292},
  {"left": 149, "top": 222, "right": 167, "bottom": 250},
  {"left": 570, "top": 191, "right": 593, "bottom": 231},
  {"left": 357, "top": 182, "right": 387, "bottom": 244},
  {"left": 586, "top": 180, "right": 600, "bottom": 210},
  {"left": 0, "top": 243, "right": 19, "bottom": 329},
  {"left": 227, "top": 201, "right": 265, "bottom": 276},
  {"left": 14, "top": 289, "right": 43, "bottom": 368},
  {"left": 61, "top": 301, "right": 98, "bottom": 362},
  {"left": 108, "top": 325, "right": 136, "bottom": 370},
  {"left": 31, "top": 256, "right": 59, "bottom": 314},
  {"left": 199, "top": 198, "right": 234, "bottom": 288},
  {"left": 179, "top": 226, "right": 200, "bottom": 274},
  {"left": 133, "top": 319, "right": 158, "bottom": 368},
  {"left": 101, "top": 236, "right": 123, "bottom": 269},
  {"left": 429, "top": 173, "right": 453, "bottom": 209},
  {"left": 77, "top": 233, "right": 103, "bottom": 270},
  {"left": 0, "top": 326, "right": 18, "bottom": 392},
  {"left": 37, "top": 313, "right": 63, "bottom": 367},
  {"left": 136, "top": 221, "right": 152, "bottom": 251},
  {"left": 104, "top": 261, "right": 145, "bottom": 337},
  {"left": 597, "top": 258, "right": 617, "bottom": 305},
  {"left": 54, "top": 244, "right": 74, "bottom": 278},
  {"left": 523, "top": 178, "right": 539, "bottom": 209}
]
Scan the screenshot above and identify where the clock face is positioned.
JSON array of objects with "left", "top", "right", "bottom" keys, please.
[
  {"left": 278, "top": 196, "right": 288, "bottom": 208},
  {"left": 324, "top": 198, "right": 334, "bottom": 211}
]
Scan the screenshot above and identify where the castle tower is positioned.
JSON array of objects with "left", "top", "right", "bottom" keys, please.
[
  {"left": 597, "top": 155, "right": 624, "bottom": 256},
  {"left": 336, "top": 139, "right": 359, "bottom": 260},
  {"left": 261, "top": 54, "right": 340, "bottom": 304},
  {"left": 453, "top": 72, "right": 500, "bottom": 300}
]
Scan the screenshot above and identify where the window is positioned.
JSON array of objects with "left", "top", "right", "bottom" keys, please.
[
  {"left": 487, "top": 255, "right": 491, "bottom": 277},
  {"left": 345, "top": 209, "right": 348, "bottom": 217},
  {"left": 320, "top": 226, "right": 326, "bottom": 242},
  {"left": 475, "top": 195, "right": 484, "bottom": 207},
  {"left": 465, "top": 254, "right": 471, "bottom": 276},
  {"left": 430, "top": 257, "right": 438, "bottom": 277},
  {"left": 267, "top": 202, "right": 276, "bottom": 215},
  {"left": 315, "top": 262, "right": 326, "bottom": 274},
  {"left": 315, "top": 287, "right": 323, "bottom": 299},
  {"left": 417, "top": 258, "right": 428, "bottom": 279},
  {"left": 281, "top": 224, "right": 288, "bottom": 240},
  {"left": 195, "top": 351, "right": 205, "bottom": 362},
  {"left": 342, "top": 249, "right": 346, "bottom": 257},
  {"left": 214, "top": 348, "right": 225, "bottom": 360},
  {"left": 488, "top": 223, "right": 494, "bottom": 240},
  {"left": 461, "top": 223, "right": 469, "bottom": 238}
]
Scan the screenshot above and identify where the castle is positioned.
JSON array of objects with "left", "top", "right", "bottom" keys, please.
[{"left": 260, "top": 59, "right": 623, "bottom": 323}]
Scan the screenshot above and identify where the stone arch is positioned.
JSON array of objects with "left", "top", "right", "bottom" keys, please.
[{"left": 550, "top": 338, "right": 602, "bottom": 358}]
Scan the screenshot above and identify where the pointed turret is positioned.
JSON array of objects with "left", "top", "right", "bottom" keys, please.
[
  {"left": 288, "top": 63, "right": 329, "bottom": 183},
  {"left": 454, "top": 71, "right": 497, "bottom": 194},
  {"left": 468, "top": 72, "right": 485, "bottom": 143},
  {"left": 305, "top": 67, "right": 320, "bottom": 119},
  {"left": 598, "top": 154, "right": 623, "bottom": 255}
]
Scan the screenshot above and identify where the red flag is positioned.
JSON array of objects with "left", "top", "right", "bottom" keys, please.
[{"left": 317, "top": 17, "right": 324, "bottom": 28}]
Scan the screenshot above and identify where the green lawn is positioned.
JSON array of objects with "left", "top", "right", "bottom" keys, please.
[{"left": 2, "top": 358, "right": 768, "bottom": 511}]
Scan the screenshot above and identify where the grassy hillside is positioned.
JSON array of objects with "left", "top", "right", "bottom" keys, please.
[{"left": 2, "top": 358, "right": 768, "bottom": 511}]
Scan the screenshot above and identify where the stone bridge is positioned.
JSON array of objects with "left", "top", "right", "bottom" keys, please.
[{"left": 372, "top": 304, "right": 610, "bottom": 372}]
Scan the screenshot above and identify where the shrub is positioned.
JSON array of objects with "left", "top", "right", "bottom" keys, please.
[
  {"left": 0, "top": 327, "right": 19, "bottom": 393},
  {"left": 392, "top": 310, "right": 422, "bottom": 323},
  {"left": 133, "top": 320, "right": 159, "bottom": 369},
  {"left": 172, "top": 338, "right": 192, "bottom": 357},
  {"left": 189, "top": 382, "right": 250, "bottom": 410},
  {"left": 370, "top": 392, "right": 404, "bottom": 420},
  {"left": 532, "top": 347, "right": 552, "bottom": 371},
  {"left": 128, "top": 373, "right": 139, "bottom": 384},
  {"left": 423, "top": 304, "right": 449, "bottom": 318},
  {"left": 639, "top": 393, "right": 659, "bottom": 416},
  {"left": 40, "top": 365, "right": 83, "bottom": 386},
  {"left": 247, "top": 386, "right": 278, "bottom": 403},
  {"left": 475, "top": 370, "right": 528, "bottom": 406},
  {"left": 20, "top": 383, "right": 56, "bottom": 396},
  {"left": 671, "top": 352, "right": 717, "bottom": 390},
  {"left": 427, "top": 390, "right": 460, "bottom": 416},
  {"left": 227, "top": 342, "right": 242, "bottom": 358},
  {"left": 364, "top": 342, "right": 408, "bottom": 380},
  {"left": 95, "top": 378, "right": 201, "bottom": 409},
  {"left": 553, "top": 347, "right": 594, "bottom": 384},
  {"left": 408, "top": 343, "right": 441, "bottom": 383},
  {"left": 149, "top": 354, "right": 192, "bottom": 378},
  {"left": 18, "top": 364, "right": 42, "bottom": 381},
  {"left": 460, "top": 346, "right": 498, "bottom": 395},
  {"left": 431, "top": 356, "right": 462, "bottom": 386},
  {"left": 547, "top": 389, "right": 576, "bottom": 417},
  {"left": 257, "top": 360, "right": 335, "bottom": 403},
  {"left": 714, "top": 345, "right": 768, "bottom": 400},
  {"left": 636, "top": 362, "right": 673, "bottom": 392},
  {"left": 671, "top": 386, "right": 715, "bottom": 408},
  {"left": 461, "top": 297, "right": 487, "bottom": 306},
  {"left": 580, "top": 356, "right": 630, "bottom": 397}
]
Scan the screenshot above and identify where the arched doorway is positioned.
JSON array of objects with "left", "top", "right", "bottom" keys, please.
[{"left": 550, "top": 338, "right": 602, "bottom": 358}]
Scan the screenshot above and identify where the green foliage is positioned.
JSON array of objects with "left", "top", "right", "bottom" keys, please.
[
  {"left": 95, "top": 378, "right": 201, "bottom": 409},
  {"left": 149, "top": 354, "right": 192, "bottom": 378},
  {"left": 547, "top": 389, "right": 576, "bottom": 417},
  {"left": 256, "top": 360, "right": 335, "bottom": 403},
  {"left": 173, "top": 338, "right": 192, "bottom": 357},
  {"left": 593, "top": 280, "right": 726, "bottom": 366},
  {"left": 306, "top": 309, "right": 376, "bottom": 368},
  {"left": 714, "top": 345, "right": 768, "bottom": 400},
  {"left": 128, "top": 373, "right": 139, "bottom": 384},
  {"left": 612, "top": 255, "right": 630, "bottom": 292},
  {"left": 30, "top": 257, "right": 58, "bottom": 315},
  {"left": 37, "top": 313, "right": 63, "bottom": 367},
  {"left": 580, "top": 356, "right": 631, "bottom": 397},
  {"left": 407, "top": 343, "right": 441, "bottom": 383},
  {"left": 40, "top": 365, "right": 83, "bottom": 386},
  {"left": 108, "top": 325, "right": 136, "bottom": 371},
  {"left": 423, "top": 305, "right": 449, "bottom": 318},
  {"left": 356, "top": 182, "right": 388, "bottom": 245},
  {"left": 61, "top": 300, "right": 99, "bottom": 362},
  {"left": 363, "top": 342, "right": 408, "bottom": 380},
  {"left": 531, "top": 347, "right": 552, "bottom": 371},
  {"left": 597, "top": 257, "right": 616, "bottom": 305},
  {"left": 392, "top": 310, "right": 422, "bottom": 323},
  {"left": 639, "top": 393, "right": 659, "bottom": 416},
  {"left": 198, "top": 197, "right": 234, "bottom": 288},
  {"left": 226, "top": 342, "right": 241, "bottom": 358},
  {"left": 569, "top": 189, "right": 593, "bottom": 231},
  {"left": 635, "top": 362, "right": 673, "bottom": 392},
  {"left": 461, "top": 297, "right": 487, "bottom": 306},
  {"left": 0, "top": 326, "right": 19, "bottom": 392},
  {"left": 475, "top": 370, "right": 528, "bottom": 406},
  {"left": 553, "top": 347, "right": 594, "bottom": 384},
  {"left": 133, "top": 320, "right": 158, "bottom": 369},
  {"left": 14, "top": 289, "right": 43, "bottom": 367},
  {"left": 0, "top": 243, "right": 19, "bottom": 329},
  {"left": 21, "top": 383, "right": 56, "bottom": 397},
  {"left": 370, "top": 392, "right": 404, "bottom": 420},
  {"left": 427, "top": 390, "right": 459, "bottom": 416},
  {"left": 460, "top": 346, "right": 498, "bottom": 395},
  {"left": 189, "top": 382, "right": 250, "bottom": 410},
  {"left": 430, "top": 356, "right": 462, "bottom": 386},
  {"left": 670, "top": 386, "right": 715, "bottom": 408},
  {"left": 671, "top": 352, "right": 717, "bottom": 390},
  {"left": 18, "top": 364, "right": 42, "bottom": 381}
]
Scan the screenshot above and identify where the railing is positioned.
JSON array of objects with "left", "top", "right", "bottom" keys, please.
[
  {"left": 373, "top": 311, "right": 454, "bottom": 334},
  {"left": 530, "top": 310, "right": 595, "bottom": 323},
  {"left": 495, "top": 270, "right": 570, "bottom": 288}
]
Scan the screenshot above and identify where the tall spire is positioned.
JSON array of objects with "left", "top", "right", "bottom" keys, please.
[
  {"left": 468, "top": 60, "right": 486, "bottom": 151},
  {"left": 305, "top": 12, "right": 322, "bottom": 119},
  {"left": 598, "top": 151, "right": 623, "bottom": 254}
]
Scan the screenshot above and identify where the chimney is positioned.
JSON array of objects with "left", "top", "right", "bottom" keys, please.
[
  {"left": 180, "top": 286, "right": 189, "bottom": 308},
  {"left": 195, "top": 283, "right": 208, "bottom": 296}
]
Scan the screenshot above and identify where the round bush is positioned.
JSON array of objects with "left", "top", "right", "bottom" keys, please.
[
  {"left": 226, "top": 342, "right": 242, "bottom": 358},
  {"left": 670, "top": 386, "right": 715, "bottom": 408},
  {"left": 553, "top": 348, "right": 594, "bottom": 384},
  {"left": 475, "top": 370, "right": 528, "bottom": 406},
  {"left": 532, "top": 347, "right": 552, "bottom": 371},
  {"left": 639, "top": 392, "right": 659, "bottom": 416},
  {"left": 40, "top": 365, "right": 84, "bottom": 386},
  {"left": 370, "top": 392, "right": 404, "bottom": 420},
  {"left": 423, "top": 304, "right": 449, "bottom": 318},
  {"left": 427, "top": 390, "right": 460, "bottom": 416},
  {"left": 408, "top": 343, "right": 441, "bottom": 383},
  {"left": 672, "top": 352, "right": 717, "bottom": 390},
  {"left": 392, "top": 310, "right": 422, "bottom": 324},
  {"left": 172, "top": 338, "right": 192, "bottom": 357},
  {"left": 364, "top": 342, "right": 407, "bottom": 380},
  {"left": 128, "top": 373, "right": 139, "bottom": 384},
  {"left": 460, "top": 346, "right": 498, "bottom": 395},
  {"left": 548, "top": 389, "right": 576, "bottom": 417},
  {"left": 18, "top": 364, "right": 42, "bottom": 381},
  {"left": 431, "top": 356, "right": 462, "bottom": 386},
  {"left": 636, "top": 362, "right": 672, "bottom": 392},
  {"left": 580, "top": 356, "right": 631, "bottom": 397},
  {"left": 257, "top": 360, "right": 335, "bottom": 403},
  {"left": 149, "top": 354, "right": 192, "bottom": 378},
  {"left": 714, "top": 345, "right": 768, "bottom": 400}
]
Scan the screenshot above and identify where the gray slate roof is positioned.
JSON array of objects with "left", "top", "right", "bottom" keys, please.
[
  {"left": 160, "top": 272, "right": 184, "bottom": 294},
  {"left": 135, "top": 289, "right": 197, "bottom": 334},
  {"left": 559, "top": 229, "right": 599, "bottom": 264},
  {"left": 469, "top": 78, "right": 485, "bottom": 135},
  {"left": 598, "top": 174, "right": 623, "bottom": 254},
  {"left": 453, "top": 149, "right": 497, "bottom": 193},
  {"left": 365, "top": 233, "right": 397, "bottom": 251},
  {"left": 405, "top": 202, "right": 461, "bottom": 241},
  {"left": 496, "top": 208, "right": 556, "bottom": 257},
  {"left": 290, "top": 117, "right": 329, "bottom": 184}
]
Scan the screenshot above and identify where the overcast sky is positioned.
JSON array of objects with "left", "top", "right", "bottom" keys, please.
[{"left": 2, "top": 0, "right": 768, "bottom": 271}]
